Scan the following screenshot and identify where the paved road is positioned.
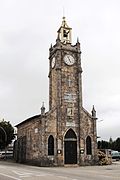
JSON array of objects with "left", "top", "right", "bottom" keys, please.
[{"left": 0, "top": 161, "right": 120, "bottom": 180}]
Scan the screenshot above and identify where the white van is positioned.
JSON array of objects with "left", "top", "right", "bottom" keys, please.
[{"left": 0, "top": 151, "right": 13, "bottom": 159}]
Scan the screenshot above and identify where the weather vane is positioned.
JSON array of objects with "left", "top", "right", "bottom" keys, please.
[{"left": 63, "top": 6, "right": 65, "bottom": 17}]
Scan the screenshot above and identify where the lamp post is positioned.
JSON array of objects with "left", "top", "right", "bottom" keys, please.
[{"left": 0, "top": 126, "right": 7, "bottom": 160}]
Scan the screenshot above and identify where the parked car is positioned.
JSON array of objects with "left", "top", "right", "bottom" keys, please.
[{"left": 111, "top": 151, "right": 120, "bottom": 161}]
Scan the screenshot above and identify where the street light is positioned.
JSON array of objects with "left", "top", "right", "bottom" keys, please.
[{"left": 0, "top": 126, "right": 7, "bottom": 159}]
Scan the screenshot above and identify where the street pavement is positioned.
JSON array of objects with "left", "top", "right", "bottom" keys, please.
[{"left": 0, "top": 160, "right": 120, "bottom": 180}]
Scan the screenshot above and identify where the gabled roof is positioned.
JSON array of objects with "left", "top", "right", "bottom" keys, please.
[
  {"left": 15, "top": 114, "right": 41, "bottom": 127},
  {"left": 82, "top": 107, "right": 93, "bottom": 119}
]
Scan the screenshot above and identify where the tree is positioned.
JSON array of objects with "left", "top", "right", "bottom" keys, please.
[
  {"left": 98, "top": 137, "right": 120, "bottom": 151},
  {"left": 114, "top": 138, "right": 120, "bottom": 152},
  {"left": 98, "top": 140, "right": 109, "bottom": 149},
  {"left": 0, "top": 119, "right": 15, "bottom": 150}
]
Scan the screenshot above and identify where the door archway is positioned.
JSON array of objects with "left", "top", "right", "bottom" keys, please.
[{"left": 64, "top": 129, "right": 77, "bottom": 164}]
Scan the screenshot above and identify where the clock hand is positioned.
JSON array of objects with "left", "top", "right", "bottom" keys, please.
[{"left": 68, "top": 57, "right": 71, "bottom": 62}]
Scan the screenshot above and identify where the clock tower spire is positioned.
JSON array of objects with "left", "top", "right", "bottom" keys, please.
[{"left": 49, "top": 17, "right": 82, "bottom": 111}]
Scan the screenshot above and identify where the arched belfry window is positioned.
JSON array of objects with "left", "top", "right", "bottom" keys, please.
[
  {"left": 48, "top": 135, "right": 54, "bottom": 155},
  {"left": 86, "top": 136, "right": 92, "bottom": 155}
]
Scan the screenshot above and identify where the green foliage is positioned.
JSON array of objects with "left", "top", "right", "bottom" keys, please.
[
  {"left": 0, "top": 119, "right": 15, "bottom": 150},
  {"left": 109, "top": 137, "right": 113, "bottom": 144},
  {"left": 98, "top": 137, "right": 120, "bottom": 151},
  {"left": 114, "top": 138, "right": 120, "bottom": 152}
]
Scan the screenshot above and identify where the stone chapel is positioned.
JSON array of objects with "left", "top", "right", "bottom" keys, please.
[{"left": 15, "top": 17, "right": 98, "bottom": 166}]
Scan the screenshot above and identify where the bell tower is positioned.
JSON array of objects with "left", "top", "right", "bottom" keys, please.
[
  {"left": 57, "top": 17, "right": 72, "bottom": 44},
  {"left": 49, "top": 17, "right": 82, "bottom": 112},
  {"left": 48, "top": 17, "right": 83, "bottom": 165}
]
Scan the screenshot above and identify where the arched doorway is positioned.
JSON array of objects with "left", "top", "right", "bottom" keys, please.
[{"left": 64, "top": 129, "right": 77, "bottom": 164}]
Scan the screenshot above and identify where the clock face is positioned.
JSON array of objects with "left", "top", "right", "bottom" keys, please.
[
  {"left": 64, "top": 54, "right": 75, "bottom": 65},
  {"left": 51, "top": 57, "right": 56, "bottom": 68}
]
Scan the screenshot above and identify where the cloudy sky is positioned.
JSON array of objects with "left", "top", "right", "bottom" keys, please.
[{"left": 0, "top": 0, "right": 120, "bottom": 140}]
